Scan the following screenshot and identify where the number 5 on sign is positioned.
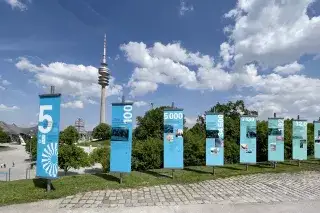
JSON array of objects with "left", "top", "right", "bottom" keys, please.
[
  {"left": 38, "top": 105, "right": 53, "bottom": 134},
  {"left": 164, "top": 112, "right": 183, "bottom": 120}
]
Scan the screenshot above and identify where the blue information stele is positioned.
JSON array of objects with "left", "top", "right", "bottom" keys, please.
[
  {"left": 314, "top": 121, "right": 320, "bottom": 159},
  {"left": 205, "top": 113, "right": 224, "bottom": 166},
  {"left": 240, "top": 116, "right": 257, "bottom": 164},
  {"left": 292, "top": 119, "right": 307, "bottom": 160},
  {"left": 36, "top": 94, "right": 61, "bottom": 179},
  {"left": 110, "top": 103, "right": 133, "bottom": 173},
  {"left": 268, "top": 118, "right": 284, "bottom": 162},
  {"left": 163, "top": 109, "right": 184, "bottom": 169}
]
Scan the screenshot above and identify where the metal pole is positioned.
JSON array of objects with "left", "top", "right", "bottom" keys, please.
[
  {"left": 47, "top": 179, "right": 51, "bottom": 191},
  {"left": 50, "top": 86, "right": 55, "bottom": 94},
  {"left": 26, "top": 169, "right": 28, "bottom": 179},
  {"left": 273, "top": 162, "right": 276, "bottom": 169},
  {"left": 119, "top": 173, "right": 123, "bottom": 184},
  {"left": 46, "top": 85, "right": 55, "bottom": 192},
  {"left": 246, "top": 164, "right": 248, "bottom": 171},
  {"left": 172, "top": 169, "right": 174, "bottom": 179},
  {"left": 298, "top": 160, "right": 301, "bottom": 167},
  {"left": 212, "top": 167, "right": 215, "bottom": 176},
  {"left": 6, "top": 173, "right": 7, "bottom": 181}
]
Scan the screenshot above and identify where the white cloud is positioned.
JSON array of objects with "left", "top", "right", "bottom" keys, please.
[
  {"left": 0, "top": 104, "right": 19, "bottom": 111},
  {"left": 133, "top": 101, "right": 148, "bottom": 108},
  {"left": 224, "top": 0, "right": 320, "bottom": 69},
  {"left": 2, "top": 79, "right": 11, "bottom": 86},
  {"left": 185, "top": 116, "right": 197, "bottom": 128},
  {"left": 273, "top": 61, "right": 304, "bottom": 75},
  {"left": 3, "top": 0, "right": 30, "bottom": 11},
  {"left": 61, "top": 100, "right": 84, "bottom": 109},
  {"left": 86, "top": 99, "right": 98, "bottom": 105},
  {"left": 179, "top": 0, "right": 194, "bottom": 16},
  {"left": 121, "top": 0, "right": 320, "bottom": 121},
  {"left": 0, "top": 75, "right": 11, "bottom": 89},
  {"left": 114, "top": 54, "right": 120, "bottom": 61},
  {"left": 15, "top": 57, "right": 122, "bottom": 104}
]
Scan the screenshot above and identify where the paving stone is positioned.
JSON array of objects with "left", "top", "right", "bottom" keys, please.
[
  {"left": 59, "top": 171, "right": 320, "bottom": 209},
  {"left": 86, "top": 200, "right": 95, "bottom": 204}
]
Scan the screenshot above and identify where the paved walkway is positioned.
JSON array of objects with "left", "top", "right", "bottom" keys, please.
[{"left": 59, "top": 171, "right": 320, "bottom": 209}]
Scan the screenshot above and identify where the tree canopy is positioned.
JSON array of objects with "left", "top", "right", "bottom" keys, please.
[
  {"left": 92, "top": 123, "right": 111, "bottom": 140},
  {"left": 0, "top": 127, "right": 10, "bottom": 143},
  {"left": 59, "top": 126, "right": 79, "bottom": 145}
]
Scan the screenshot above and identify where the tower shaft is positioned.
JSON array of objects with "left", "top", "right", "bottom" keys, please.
[
  {"left": 98, "top": 34, "right": 110, "bottom": 124},
  {"left": 100, "top": 86, "right": 106, "bottom": 124}
]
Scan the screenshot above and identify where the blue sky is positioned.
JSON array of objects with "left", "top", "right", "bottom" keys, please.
[{"left": 1, "top": 0, "right": 320, "bottom": 130}]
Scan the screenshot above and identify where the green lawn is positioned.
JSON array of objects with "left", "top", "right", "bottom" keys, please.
[{"left": 1, "top": 160, "right": 320, "bottom": 206}]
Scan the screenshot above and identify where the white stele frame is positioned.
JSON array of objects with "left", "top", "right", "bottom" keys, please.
[
  {"left": 278, "top": 119, "right": 284, "bottom": 127},
  {"left": 123, "top": 105, "right": 133, "bottom": 123},
  {"left": 295, "top": 121, "right": 307, "bottom": 127},
  {"left": 38, "top": 105, "right": 53, "bottom": 134},
  {"left": 217, "top": 115, "right": 224, "bottom": 138},
  {"left": 241, "top": 117, "right": 255, "bottom": 122},
  {"left": 164, "top": 112, "right": 183, "bottom": 120}
]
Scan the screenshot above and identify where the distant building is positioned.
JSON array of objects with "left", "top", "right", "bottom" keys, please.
[
  {"left": 0, "top": 121, "right": 37, "bottom": 144},
  {"left": 74, "top": 118, "right": 92, "bottom": 142}
]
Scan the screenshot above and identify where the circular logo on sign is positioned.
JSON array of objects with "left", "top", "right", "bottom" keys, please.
[{"left": 41, "top": 143, "right": 58, "bottom": 177}]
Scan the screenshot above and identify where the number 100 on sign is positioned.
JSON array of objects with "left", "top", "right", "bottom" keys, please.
[{"left": 164, "top": 112, "right": 183, "bottom": 120}]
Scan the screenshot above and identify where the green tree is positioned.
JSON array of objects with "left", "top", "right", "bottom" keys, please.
[
  {"left": 256, "top": 121, "right": 268, "bottom": 162},
  {"left": 0, "top": 127, "right": 10, "bottom": 143},
  {"left": 307, "top": 123, "right": 314, "bottom": 157},
  {"left": 92, "top": 123, "right": 111, "bottom": 140},
  {"left": 58, "top": 144, "right": 90, "bottom": 175},
  {"left": 134, "top": 106, "right": 170, "bottom": 140},
  {"left": 59, "top": 126, "right": 79, "bottom": 145},
  {"left": 25, "top": 137, "right": 37, "bottom": 161},
  {"left": 184, "top": 130, "right": 205, "bottom": 166},
  {"left": 132, "top": 138, "right": 163, "bottom": 171},
  {"left": 284, "top": 119, "right": 293, "bottom": 159},
  {"left": 89, "top": 146, "right": 110, "bottom": 172}
]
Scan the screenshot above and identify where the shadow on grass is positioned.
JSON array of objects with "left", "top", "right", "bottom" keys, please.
[
  {"left": 58, "top": 171, "right": 80, "bottom": 176},
  {"left": 222, "top": 166, "right": 243, "bottom": 171},
  {"left": 84, "top": 168, "right": 103, "bottom": 174},
  {"left": 302, "top": 161, "right": 320, "bottom": 165},
  {"left": 280, "top": 161, "right": 298, "bottom": 166},
  {"left": 93, "top": 173, "right": 120, "bottom": 183},
  {"left": 183, "top": 167, "right": 213, "bottom": 175},
  {"left": 251, "top": 164, "right": 272, "bottom": 169},
  {"left": 33, "top": 178, "right": 55, "bottom": 190},
  {"left": 141, "top": 170, "right": 172, "bottom": 179}
]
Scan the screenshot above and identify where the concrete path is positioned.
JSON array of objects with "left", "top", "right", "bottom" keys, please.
[
  {"left": 59, "top": 171, "right": 320, "bottom": 209},
  {"left": 2, "top": 171, "right": 320, "bottom": 212},
  {"left": 1, "top": 198, "right": 320, "bottom": 213}
]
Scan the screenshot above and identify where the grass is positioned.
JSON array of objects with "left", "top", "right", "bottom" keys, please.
[
  {"left": 77, "top": 140, "right": 110, "bottom": 148},
  {"left": 1, "top": 160, "right": 320, "bottom": 206}
]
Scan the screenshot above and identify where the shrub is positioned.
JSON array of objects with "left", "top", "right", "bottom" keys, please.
[
  {"left": 132, "top": 138, "right": 163, "bottom": 171},
  {"left": 89, "top": 146, "right": 110, "bottom": 172},
  {"left": 184, "top": 130, "right": 205, "bottom": 166},
  {"left": 224, "top": 140, "right": 239, "bottom": 164}
]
